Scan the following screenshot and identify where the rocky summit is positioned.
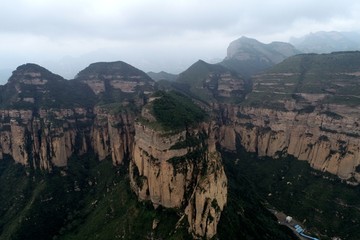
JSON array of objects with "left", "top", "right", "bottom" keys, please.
[
  {"left": 221, "top": 36, "right": 300, "bottom": 78},
  {"left": 0, "top": 49, "right": 360, "bottom": 240}
]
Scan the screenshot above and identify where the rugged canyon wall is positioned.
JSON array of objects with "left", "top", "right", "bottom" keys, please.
[
  {"left": 0, "top": 108, "right": 86, "bottom": 170},
  {"left": 218, "top": 103, "right": 360, "bottom": 183},
  {"left": 91, "top": 107, "right": 135, "bottom": 165},
  {"left": 129, "top": 121, "right": 227, "bottom": 239},
  {"left": 0, "top": 107, "right": 134, "bottom": 170}
]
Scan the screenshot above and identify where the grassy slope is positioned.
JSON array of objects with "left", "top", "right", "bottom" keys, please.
[
  {"left": 0, "top": 155, "right": 190, "bottom": 240},
  {"left": 0, "top": 150, "right": 299, "bottom": 240},
  {"left": 217, "top": 154, "right": 300, "bottom": 240},
  {"left": 244, "top": 51, "right": 360, "bottom": 108},
  {"left": 221, "top": 147, "right": 360, "bottom": 240}
]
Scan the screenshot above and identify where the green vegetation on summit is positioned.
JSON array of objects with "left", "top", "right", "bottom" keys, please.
[
  {"left": 0, "top": 63, "right": 96, "bottom": 109},
  {"left": 146, "top": 91, "right": 206, "bottom": 131},
  {"left": 75, "top": 61, "right": 153, "bottom": 81},
  {"left": 0, "top": 155, "right": 191, "bottom": 240}
]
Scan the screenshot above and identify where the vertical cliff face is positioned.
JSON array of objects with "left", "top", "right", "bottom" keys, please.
[
  {"left": 129, "top": 122, "right": 227, "bottom": 238},
  {"left": 91, "top": 107, "right": 135, "bottom": 165},
  {"left": 0, "top": 107, "right": 136, "bottom": 170},
  {"left": 217, "top": 103, "right": 360, "bottom": 183},
  {"left": 0, "top": 108, "right": 90, "bottom": 170}
]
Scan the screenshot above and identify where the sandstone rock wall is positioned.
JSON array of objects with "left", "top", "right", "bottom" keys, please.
[
  {"left": 0, "top": 108, "right": 134, "bottom": 170},
  {"left": 218, "top": 104, "right": 360, "bottom": 182},
  {"left": 91, "top": 107, "right": 134, "bottom": 165},
  {"left": 129, "top": 122, "right": 227, "bottom": 239}
]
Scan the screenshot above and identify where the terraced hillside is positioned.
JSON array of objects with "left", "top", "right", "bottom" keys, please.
[{"left": 246, "top": 51, "right": 360, "bottom": 109}]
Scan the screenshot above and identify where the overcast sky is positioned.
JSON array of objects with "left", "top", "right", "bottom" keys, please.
[{"left": 1, "top": 0, "right": 360, "bottom": 81}]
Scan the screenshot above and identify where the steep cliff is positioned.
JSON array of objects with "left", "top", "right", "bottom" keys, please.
[
  {"left": 218, "top": 104, "right": 360, "bottom": 182},
  {"left": 129, "top": 92, "right": 227, "bottom": 238},
  {"left": 91, "top": 107, "right": 135, "bottom": 165},
  {"left": 0, "top": 106, "right": 136, "bottom": 170},
  {"left": 130, "top": 122, "right": 227, "bottom": 238}
]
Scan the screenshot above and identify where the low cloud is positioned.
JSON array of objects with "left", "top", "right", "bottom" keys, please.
[{"left": 1, "top": 0, "right": 360, "bottom": 81}]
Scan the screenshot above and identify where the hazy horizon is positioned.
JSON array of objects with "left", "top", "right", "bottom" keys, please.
[{"left": 1, "top": 0, "right": 360, "bottom": 82}]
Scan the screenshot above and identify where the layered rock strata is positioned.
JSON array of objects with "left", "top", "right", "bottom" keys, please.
[
  {"left": 129, "top": 122, "right": 227, "bottom": 238},
  {"left": 0, "top": 107, "right": 134, "bottom": 170},
  {"left": 218, "top": 103, "right": 360, "bottom": 182}
]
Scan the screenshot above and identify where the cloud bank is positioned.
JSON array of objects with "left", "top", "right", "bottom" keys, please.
[{"left": 1, "top": 0, "right": 360, "bottom": 81}]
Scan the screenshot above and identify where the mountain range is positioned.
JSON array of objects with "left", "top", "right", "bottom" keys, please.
[
  {"left": 0, "top": 34, "right": 360, "bottom": 239},
  {"left": 291, "top": 31, "right": 360, "bottom": 53}
]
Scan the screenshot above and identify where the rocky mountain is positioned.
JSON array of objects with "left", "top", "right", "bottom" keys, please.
[
  {"left": 290, "top": 31, "right": 360, "bottom": 53},
  {"left": 130, "top": 91, "right": 227, "bottom": 238},
  {"left": 75, "top": 61, "right": 154, "bottom": 104},
  {"left": 221, "top": 36, "right": 300, "bottom": 78},
  {"left": 0, "top": 63, "right": 96, "bottom": 109}
]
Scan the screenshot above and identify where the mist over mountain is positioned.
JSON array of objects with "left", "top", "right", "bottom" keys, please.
[
  {"left": 220, "top": 36, "right": 300, "bottom": 79},
  {"left": 290, "top": 31, "right": 360, "bottom": 53},
  {"left": 147, "top": 71, "right": 178, "bottom": 81},
  {"left": 0, "top": 68, "right": 12, "bottom": 83}
]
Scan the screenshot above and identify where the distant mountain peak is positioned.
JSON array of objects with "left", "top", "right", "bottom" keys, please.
[
  {"left": 290, "top": 31, "right": 360, "bottom": 53},
  {"left": 226, "top": 36, "right": 299, "bottom": 61},
  {"left": 12, "top": 63, "right": 57, "bottom": 77},
  {"left": 8, "top": 63, "right": 63, "bottom": 84},
  {"left": 147, "top": 71, "right": 177, "bottom": 82},
  {"left": 194, "top": 59, "right": 209, "bottom": 65},
  {"left": 221, "top": 36, "right": 300, "bottom": 78},
  {"left": 75, "top": 61, "right": 152, "bottom": 80}
]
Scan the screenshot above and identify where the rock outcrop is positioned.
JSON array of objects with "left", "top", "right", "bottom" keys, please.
[{"left": 129, "top": 122, "right": 227, "bottom": 238}]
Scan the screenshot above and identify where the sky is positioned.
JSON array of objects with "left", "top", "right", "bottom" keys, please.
[{"left": 1, "top": 0, "right": 360, "bottom": 82}]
